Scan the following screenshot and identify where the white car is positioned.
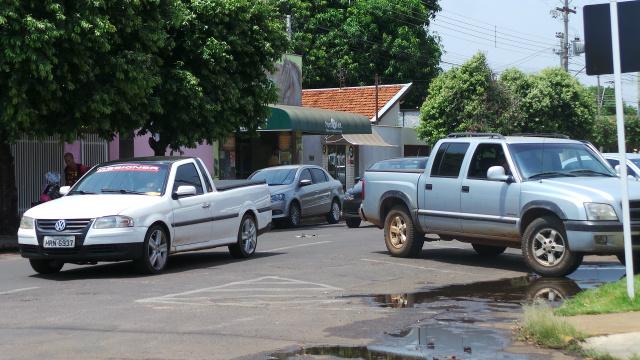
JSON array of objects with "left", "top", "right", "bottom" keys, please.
[
  {"left": 602, "top": 153, "right": 640, "bottom": 180},
  {"left": 18, "top": 157, "right": 272, "bottom": 274}
]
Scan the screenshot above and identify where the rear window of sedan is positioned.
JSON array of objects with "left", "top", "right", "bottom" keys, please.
[{"left": 250, "top": 169, "right": 296, "bottom": 185}]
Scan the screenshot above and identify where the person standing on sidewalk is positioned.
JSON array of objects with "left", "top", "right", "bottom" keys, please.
[{"left": 63, "top": 153, "right": 88, "bottom": 186}]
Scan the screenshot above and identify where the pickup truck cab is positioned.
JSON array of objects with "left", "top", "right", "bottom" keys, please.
[
  {"left": 18, "top": 157, "right": 271, "bottom": 274},
  {"left": 360, "top": 133, "right": 640, "bottom": 277}
]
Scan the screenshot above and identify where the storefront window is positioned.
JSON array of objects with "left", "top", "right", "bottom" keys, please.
[{"left": 327, "top": 145, "right": 346, "bottom": 188}]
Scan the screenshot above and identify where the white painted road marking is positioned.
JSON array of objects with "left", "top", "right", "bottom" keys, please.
[
  {"left": 267, "top": 241, "right": 332, "bottom": 252},
  {"left": 362, "top": 258, "right": 486, "bottom": 276},
  {"left": 0, "top": 287, "right": 39, "bottom": 295}
]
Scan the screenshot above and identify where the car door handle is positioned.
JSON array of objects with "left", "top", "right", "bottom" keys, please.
[
  {"left": 202, "top": 203, "right": 211, "bottom": 209},
  {"left": 461, "top": 186, "right": 469, "bottom": 193},
  {"left": 425, "top": 184, "right": 432, "bottom": 190}
]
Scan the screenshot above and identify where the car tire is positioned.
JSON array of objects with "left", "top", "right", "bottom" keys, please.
[
  {"left": 229, "top": 214, "right": 257, "bottom": 258},
  {"left": 326, "top": 199, "right": 341, "bottom": 224},
  {"left": 384, "top": 205, "right": 424, "bottom": 258},
  {"left": 522, "top": 216, "right": 583, "bottom": 277},
  {"left": 287, "top": 202, "right": 301, "bottom": 228},
  {"left": 346, "top": 218, "right": 361, "bottom": 228},
  {"left": 134, "top": 225, "right": 169, "bottom": 274},
  {"left": 471, "top": 243, "right": 507, "bottom": 257},
  {"left": 29, "top": 259, "right": 64, "bottom": 274},
  {"left": 524, "top": 277, "right": 582, "bottom": 306}
]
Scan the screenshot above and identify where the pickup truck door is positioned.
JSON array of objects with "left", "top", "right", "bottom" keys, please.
[
  {"left": 460, "top": 143, "right": 520, "bottom": 239},
  {"left": 419, "top": 142, "right": 470, "bottom": 232},
  {"left": 170, "top": 162, "right": 214, "bottom": 247}
]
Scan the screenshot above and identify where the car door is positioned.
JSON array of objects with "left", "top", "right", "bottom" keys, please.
[
  {"left": 419, "top": 142, "right": 470, "bottom": 232},
  {"left": 297, "top": 168, "right": 318, "bottom": 216},
  {"left": 310, "top": 168, "right": 332, "bottom": 214},
  {"left": 170, "top": 162, "right": 213, "bottom": 247},
  {"left": 460, "top": 143, "right": 521, "bottom": 239}
]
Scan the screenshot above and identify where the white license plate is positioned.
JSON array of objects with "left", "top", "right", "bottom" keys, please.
[{"left": 43, "top": 236, "right": 75, "bottom": 248}]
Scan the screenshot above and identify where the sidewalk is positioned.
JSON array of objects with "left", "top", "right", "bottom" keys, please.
[
  {"left": 0, "top": 235, "right": 18, "bottom": 252},
  {"left": 565, "top": 312, "right": 640, "bottom": 359}
]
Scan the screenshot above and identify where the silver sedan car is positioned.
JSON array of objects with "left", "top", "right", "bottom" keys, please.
[{"left": 249, "top": 165, "right": 344, "bottom": 227}]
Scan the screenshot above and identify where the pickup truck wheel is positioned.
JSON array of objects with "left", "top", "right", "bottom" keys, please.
[
  {"left": 346, "top": 218, "right": 361, "bottom": 228},
  {"left": 287, "top": 202, "right": 301, "bottom": 228},
  {"left": 326, "top": 199, "right": 341, "bottom": 224},
  {"left": 522, "top": 217, "right": 583, "bottom": 277},
  {"left": 135, "top": 225, "right": 169, "bottom": 274},
  {"left": 384, "top": 206, "right": 424, "bottom": 258},
  {"left": 29, "top": 259, "right": 64, "bottom": 274},
  {"left": 229, "top": 214, "right": 257, "bottom": 258},
  {"left": 471, "top": 244, "right": 507, "bottom": 257}
]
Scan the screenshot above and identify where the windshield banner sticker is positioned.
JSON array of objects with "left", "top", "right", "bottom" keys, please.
[{"left": 97, "top": 165, "right": 161, "bottom": 173}]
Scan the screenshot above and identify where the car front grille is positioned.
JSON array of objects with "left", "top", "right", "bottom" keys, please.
[{"left": 36, "top": 219, "right": 92, "bottom": 232}]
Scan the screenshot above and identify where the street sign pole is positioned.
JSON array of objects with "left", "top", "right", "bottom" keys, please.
[{"left": 610, "top": 0, "right": 635, "bottom": 299}]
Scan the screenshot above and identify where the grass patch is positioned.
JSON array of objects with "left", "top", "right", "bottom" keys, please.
[
  {"left": 518, "top": 304, "right": 585, "bottom": 349},
  {"left": 555, "top": 274, "right": 640, "bottom": 316}
]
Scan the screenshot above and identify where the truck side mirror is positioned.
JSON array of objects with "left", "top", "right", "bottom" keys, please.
[
  {"left": 172, "top": 185, "right": 197, "bottom": 200},
  {"left": 59, "top": 186, "right": 70, "bottom": 195},
  {"left": 487, "top": 166, "right": 514, "bottom": 183}
]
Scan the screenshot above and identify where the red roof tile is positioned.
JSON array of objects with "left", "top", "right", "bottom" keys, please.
[{"left": 302, "top": 85, "right": 409, "bottom": 120}]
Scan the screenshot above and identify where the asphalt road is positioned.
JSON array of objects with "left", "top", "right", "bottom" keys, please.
[{"left": 0, "top": 219, "right": 621, "bottom": 360}]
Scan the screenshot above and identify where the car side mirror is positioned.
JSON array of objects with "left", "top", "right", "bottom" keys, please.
[
  {"left": 487, "top": 166, "right": 513, "bottom": 183},
  {"left": 615, "top": 165, "right": 620, "bottom": 175},
  {"left": 614, "top": 165, "right": 638, "bottom": 180},
  {"left": 172, "top": 185, "right": 197, "bottom": 199},
  {"left": 299, "top": 179, "right": 312, "bottom": 187},
  {"left": 59, "top": 186, "right": 70, "bottom": 195},
  {"left": 355, "top": 177, "right": 362, "bottom": 182}
]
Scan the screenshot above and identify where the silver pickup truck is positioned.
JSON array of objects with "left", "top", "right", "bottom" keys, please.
[{"left": 360, "top": 133, "right": 640, "bottom": 277}]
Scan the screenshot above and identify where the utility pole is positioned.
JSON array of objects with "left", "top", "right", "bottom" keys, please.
[
  {"left": 555, "top": 0, "right": 576, "bottom": 71},
  {"left": 597, "top": 75, "right": 602, "bottom": 116}
]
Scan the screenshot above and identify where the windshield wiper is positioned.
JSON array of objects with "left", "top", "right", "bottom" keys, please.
[
  {"left": 101, "top": 189, "right": 147, "bottom": 195},
  {"left": 529, "top": 171, "right": 576, "bottom": 179},
  {"left": 569, "top": 169, "right": 615, "bottom": 177},
  {"left": 68, "top": 190, "right": 96, "bottom": 195}
]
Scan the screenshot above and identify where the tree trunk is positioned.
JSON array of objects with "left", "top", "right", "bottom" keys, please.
[{"left": 0, "top": 134, "right": 19, "bottom": 235}]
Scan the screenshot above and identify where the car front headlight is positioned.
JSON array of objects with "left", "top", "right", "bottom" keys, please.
[
  {"left": 585, "top": 203, "right": 618, "bottom": 221},
  {"left": 271, "top": 193, "right": 285, "bottom": 202},
  {"left": 93, "top": 215, "right": 134, "bottom": 229},
  {"left": 19, "top": 216, "right": 34, "bottom": 229}
]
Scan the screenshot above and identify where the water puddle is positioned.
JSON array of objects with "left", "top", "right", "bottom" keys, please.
[{"left": 268, "top": 265, "right": 626, "bottom": 360}]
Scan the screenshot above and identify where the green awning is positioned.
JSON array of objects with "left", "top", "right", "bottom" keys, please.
[{"left": 263, "top": 105, "right": 372, "bottom": 134}]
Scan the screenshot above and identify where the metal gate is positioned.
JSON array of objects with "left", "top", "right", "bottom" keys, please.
[{"left": 10, "top": 135, "right": 108, "bottom": 217}]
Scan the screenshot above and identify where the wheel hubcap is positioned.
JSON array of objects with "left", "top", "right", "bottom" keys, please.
[
  {"left": 148, "top": 229, "right": 168, "bottom": 270},
  {"left": 291, "top": 205, "right": 300, "bottom": 225},
  {"left": 242, "top": 219, "right": 257, "bottom": 254},
  {"left": 332, "top": 202, "right": 340, "bottom": 220},
  {"left": 389, "top": 215, "right": 407, "bottom": 248},
  {"left": 532, "top": 229, "right": 565, "bottom": 267}
]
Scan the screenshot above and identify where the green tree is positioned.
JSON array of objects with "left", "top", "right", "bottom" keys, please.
[
  {"left": 0, "top": 0, "right": 172, "bottom": 235},
  {"left": 592, "top": 115, "right": 640, "bottom": 152},
  {"left": 416, "top": 53, "right": 511, "bottom": 145},
  {"left": 417, "top": 53, "right": 596, "bottom": 145},
  {"left": 278, "top": 0, "right": 442, "bottom": 109},
  {"left": 587, "top": 86, "right": 638, "bottom": 116},
  {"left": 500, "top": 67, "right": 596, "bottom": 141},
  {"left": 145, "top": 0, "right": 289, "bottom": 155}
]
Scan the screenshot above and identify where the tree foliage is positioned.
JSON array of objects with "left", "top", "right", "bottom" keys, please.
[
  {"left": 417, "top": 53, "right": 596, "bottom": 145},
  {"left": 586, "top": 86, "right": 638, "bottom": 116},
  {"left": 278, "top": 0, "right": 442, "bottom": 109},
  {"left": 146, "top": 0, "right": 289, "bottom": 155},
  {"left": 0, "top": 0, "right": 288, "bottom": 233},
  {"left": 592, "top": 115, "right": 640, "bottom": 152}
]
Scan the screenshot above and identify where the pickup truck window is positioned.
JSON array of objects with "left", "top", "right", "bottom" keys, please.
[
  {"left": 509, "top": 143, "right": 614, "bottom": 179},
  {"left": 468, "top": 143, "right": 510, "bottom": 178},
  {"left": 194, "top": 159, "right": 214, "bottom": 192},
  {"left": 173, "top": 163, "right": 204, "bottom": 194},
  {"left": 430, "top": 142, "right": 470, "bottom": 177}
]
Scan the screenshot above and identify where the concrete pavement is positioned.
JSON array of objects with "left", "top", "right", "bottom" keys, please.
[{"left": 1, "top": 233, "right": 638, "bottom": 359}]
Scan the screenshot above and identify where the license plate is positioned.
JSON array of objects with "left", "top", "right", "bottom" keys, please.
[{"left": 43, "top": 236, "right": 75, "bottom": 248}]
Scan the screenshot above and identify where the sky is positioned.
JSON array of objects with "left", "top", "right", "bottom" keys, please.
[{"left": 428, "top": 0, "right": 639, "bottom": 109}]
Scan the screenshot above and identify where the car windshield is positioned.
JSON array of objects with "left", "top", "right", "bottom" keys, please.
[
  {"left": 630, "top": 158, "right": 640, "bottom": 168},
  {"left": 71, "top": 163, "right": 170, "bottom": 195},
  {"left": 508, "top": 143, "right": 615, "bottom": 180},
  {"left": 249, "top": 168, "right": 296, "bottom": 185}
]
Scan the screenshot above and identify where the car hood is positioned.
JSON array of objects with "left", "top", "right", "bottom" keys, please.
[
  {"left": 23, "top": 194, "right": 165, "bottom": 219},
  {"left": 269, "top": 185, "right": 293, "bottom": 194},
  {"left": 522, "top": 176, "right": 640, "bottom": 202}
]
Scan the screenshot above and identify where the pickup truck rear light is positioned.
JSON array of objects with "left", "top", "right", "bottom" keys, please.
[{"left": 362, "top": 180, "right": 365, "bottom": 201}]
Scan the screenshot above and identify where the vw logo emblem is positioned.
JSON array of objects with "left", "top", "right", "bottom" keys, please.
[{"left": 54, "top": 220, "right": 66, "bottom": 232}]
